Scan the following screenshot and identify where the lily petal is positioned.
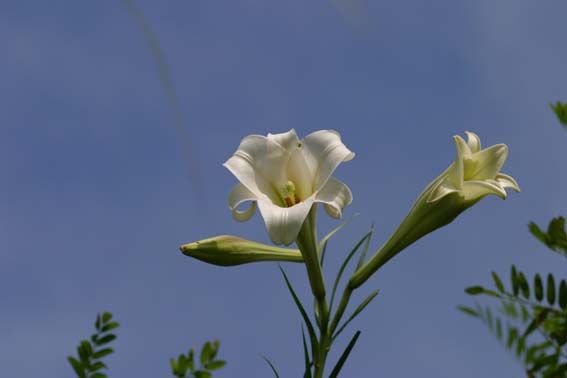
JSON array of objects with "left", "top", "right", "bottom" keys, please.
[
  {"left": 465, "top": 131, "right": 481, "bottom": 153},
  {"left": 462, "top": 180, "right": 507, "bottom": 200},
  {"left": 301, "top": 130, "right": 355, "bottom": 192},
  {"left": 467, "top": 143, "right": 508, "bottom": 180},
  {"left": 257, "top": 198, "right": 315, "bottom": 245},
  {"left": 427, "top": 177, "right": 461, "bottom": 203},
  {"left": 448, "top": 136, "right": 467, "bottom": 189},
  {"left": 223, "top": 135, "right": 288, "bottom": 206},
  {"left": 267, "top": 129, "right": 300, "bottom": 150},
  {"left": 228, "top": 183, "right": 258, "bottom": 221},
  {"left": 315, "top": 177, "right": 353, "bottom": 219},
  {"left": 496, "top": 172, "right": 520, "bottom": 192}
]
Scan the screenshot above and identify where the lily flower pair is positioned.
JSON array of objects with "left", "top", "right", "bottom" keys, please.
[{"left": 182, "top": 129, "right": 519, "bottom": 275}]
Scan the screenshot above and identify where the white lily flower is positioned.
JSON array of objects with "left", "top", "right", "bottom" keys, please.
[
  {"left": 224, "top": 129, "right": 354, "bottom": 246},
  {"left": 350, "top": 131, "right": 519, "bottom": 289},
  {"left": 427, "top": 131, "right": 520, "bottom": 203}
]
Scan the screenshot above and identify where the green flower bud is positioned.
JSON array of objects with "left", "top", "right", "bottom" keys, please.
[{"left": 180, "top": 235, "right": 303, "bottom": 266}]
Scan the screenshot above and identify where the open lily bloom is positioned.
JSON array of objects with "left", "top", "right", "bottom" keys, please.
[
  {"left": 427, "top": 131, "right": 520, "bottom": 203},
  {"left": 224, "top": 129, "right": 354, "bottom": 245}
]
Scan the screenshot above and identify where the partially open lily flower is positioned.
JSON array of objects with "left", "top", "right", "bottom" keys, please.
[
  {"left": 427, "top": 131, "right": 520, "bottom": 203},
  {"left": 349, "top": 131, "right": 519, "bottom": 289},
  {"left": 224, "top": 129, "right": 354, "bottom": 245}
]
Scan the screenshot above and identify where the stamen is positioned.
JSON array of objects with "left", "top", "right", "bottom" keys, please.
[{"left": 282, "top": 180, "right": 300, "bottom": 207}]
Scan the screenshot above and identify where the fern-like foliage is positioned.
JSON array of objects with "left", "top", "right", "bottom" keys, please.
[
  {"left": 169, "top": 340, "right": 227, "bottom": 378},
  {"left": 68, "top": 312, "right": 119, "bottom": 378},
  {"left": 460, "top": 220, "right": 567, "bottom": 377}
]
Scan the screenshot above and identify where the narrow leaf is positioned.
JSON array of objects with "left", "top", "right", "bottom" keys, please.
[
  {"left": 492, "top": 271, "right": 505, "bottom": 293},
  {"left": 356, "top": 223, "right": 374, "bottom": 270},
  {"left": 317, "top": 214, "right": 358, "bottom": 255},
  {"left": 261, "top": 355, "right": 281, "bottom": 378},
  {"left": 328, "top": 330, "right": 361, "bottom": 378},
  {"left": 457, "top": 306, "right": 479, "bottom": 317},
  {"left": 204, "top": 360, "right": 226, "bottom": 370},
  {"left": 68, "top": 356, "right": 86, "bottom": 378},
  {"left": 200, "top": 342, "right": 212, "bottom": 365},
  {"left": 301, "top": 326, "right": 312, "bottom": 378},
  {"left": 279, "top": 266, "right": 318, "bottom": 353},
  {"left": 329, "top": 231, "right": 372, "bottom": 312},
  {"left": 547, "top": 274, "right": 556, "bottom": 305},
  {"left": 511, "top": 265, "right": 519, "bottom": 296},
  {"left": 534, "top": 274, "right": 544, "bottom": 302},
  {"left": 559, "top": 280, "right": 567, "bottom": 310},
  {"left": 518, "top": 272, "right": 530, "bottom": 299},
  {"left": 333, "top": 290, "right": 379, "bottom": 340}
]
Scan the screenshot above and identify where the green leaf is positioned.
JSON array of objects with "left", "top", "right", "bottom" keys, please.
[
  {"left": 457, "top": 305, "right": 479, "bottom": 317},
  {"left": 89, "top": 373, "right": 107, "bottom": 378},
  {"left": 329, "top": 230, "right": 372, "bottom": 313},
  {"left": 550, "top": 101, "right": 567, "bottom": 127},
  {"left": 317, "top": 214, "right": 358, "bottom": 255},
  {"left": 511, "top": 265, "right": 519, "bottom": 296},
  {"left": 80, "top": 340, "right": 93, "bottom": 357},
  {"left": 200, "top": 342, "right": 212, "bottom": 365},
  {"left": 278, "top": 266, "right": 318, "bottom": 354},
  {"left": 534, "top": 274, "right": 544, "bottom": 302},
  {"left": 465, "top": 286, "right": 483, "bottom": 295},
  {"left": 100, "top": 322, "right": 120, "bottom": 333},
  {"left": 518, "top": 272, "right": 530, "bottom": 299},
  {"left": 187, "top": 348, "right": 195, "bottom": 371},
  {"left": 559, "top": 280, "right": 567, "bottom": 310},
  {"left": 68, "top": 356, "right": 86, "bottom": 378},
  {"left": 507, "top": 327, "right": 518, "bottom": 349},
  {"left": 547, "top": 274, "right": 556, "bottom": 305},
  {"left": 170, "top": 358, "right": 178, "bottom": 375},
  {"left": 92, "top": 348, "right": 114, "bottom": 359},
  {"left": 95, "top": 314, "right": 101, "bottom": 331},
  {"left": 102, "top": 312, "right": 112, "bottom": 323},
  {"left": 492, "top": 271, "right": 505, "bottom": 293},
  {"left": 261, "top": 355, "right": 281, "bottom": 378},
  {"left": 88, "top": 361, "right": 107, "bottom": 372},
  {"left": 319, "top": 241, "right": 328, "bottom": 267},
  {"left": 204, "top": 360, "right": 226, "bottom": 371},
  {"left": 210, "top": 340, "right": 220, "bottom": 360},
  {"left": 177, "top": 354, "right": 188, "bottom": 375},
  {"left": 333, "top": 290, "right": 379, "bottom": 340},
  {"left": 94, "top": 334, "right": 116, "bottom": 346},
  {"left": 328, "top": 330, "right": 361, "bottom": 378},
  {"left": 194, "top": 370, "right": 212, "bottom": 378},
  {"left": 495, "top": 317, "right": 503, "bottom": 340},
  {"left": 356, "top": 223, "right": 374, "bottom": 270},
  {"left": 301, "top": 326, "right": 312, "bottom": 378}
]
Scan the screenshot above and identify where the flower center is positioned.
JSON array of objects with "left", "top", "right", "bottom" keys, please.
[{"left": 282, "top": 180, "right": 301, "bottom": 207}]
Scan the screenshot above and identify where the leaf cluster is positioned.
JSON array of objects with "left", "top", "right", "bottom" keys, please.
[
  {"left": 461, "top": 265, "right": 567, "bottom": 377},
  {"left": 68, "top": 312, "right": 119, "bottom": 378},
  {"left": 170, "top": 340, "right": 226, "bottom": 378}
]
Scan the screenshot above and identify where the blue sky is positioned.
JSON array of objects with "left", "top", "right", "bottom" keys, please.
[{"left": 1, "top": 1, "right": 566, "bottom": 377}]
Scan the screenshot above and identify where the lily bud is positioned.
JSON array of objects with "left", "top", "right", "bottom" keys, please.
[
  {"left": 349, "top": 131, "right": 520, "bottom": 289},
  {"left": 180, "top": 235, "right": 304, "bottom": 266}
]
